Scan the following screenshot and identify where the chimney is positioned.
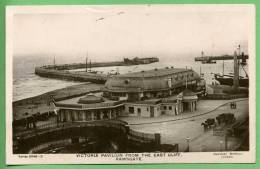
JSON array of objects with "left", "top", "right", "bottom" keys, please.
[{"left": 233, "top": 51, "right": 239, "bottom": 90}]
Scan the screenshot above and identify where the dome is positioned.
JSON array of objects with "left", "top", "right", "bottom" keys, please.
[
  {"left": 182, "top": 89, "right": 196, "bottom": 96},
  {"left": 78, "top": 94, "right": 104, "bottom": 104},
  {"left": 180, "top": 89, "right": 198, "bottom": 100}
]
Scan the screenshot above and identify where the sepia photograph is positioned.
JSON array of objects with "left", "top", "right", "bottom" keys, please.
[{"left": 6, "top": 4, "right": 255, "bottom": 164}]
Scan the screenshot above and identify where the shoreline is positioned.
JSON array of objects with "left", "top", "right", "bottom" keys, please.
[{"left": 13, "top": 83, "right": 104, "bottom": 121}]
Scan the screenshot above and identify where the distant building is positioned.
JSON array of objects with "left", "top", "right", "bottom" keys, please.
[{"left": 54, "top": 67, "right": 205, "bottom": 121}]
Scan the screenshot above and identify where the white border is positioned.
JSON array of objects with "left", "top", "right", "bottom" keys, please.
[{"left": 5, "top": 4, "right": 256, "bottom": 164}]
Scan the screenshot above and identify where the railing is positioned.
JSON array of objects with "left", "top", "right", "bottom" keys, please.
[
  {"left": 55, "top": 100, "right": 124, "bottom": 110},
  {"left": 14, "top": 119, "right": 160, "bottom": 146},
  {"left": 14, "top": 120, "right": 128, "bottom": 138},
  {"left": 35, "top": 120, "right": 158, "bottom": 143},
  {"left": 36, "top": 121, "right": 59, "bottom": 129}
]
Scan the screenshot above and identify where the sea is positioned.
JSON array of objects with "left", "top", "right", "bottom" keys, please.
[{"left": 13, "top": 55, "right": 248, "bottom": 102}]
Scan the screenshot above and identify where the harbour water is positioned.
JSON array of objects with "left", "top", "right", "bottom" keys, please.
[
  {"left": 13, "top": 55, "right": 248, "bottom": 102},
  {"left": 13, "top": 56, "right": 84, "bottom": 101}
]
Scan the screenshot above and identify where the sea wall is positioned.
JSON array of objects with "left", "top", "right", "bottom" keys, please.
[
  {"left": 35, "top": 57, "right": 159, "bottom": 83},
  {"left": 35, "top": 67, "right": 107, "bottom": 84}
]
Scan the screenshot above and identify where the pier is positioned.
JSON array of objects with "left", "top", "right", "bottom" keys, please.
[
  {"left": 195, "top": 54, "right": 248, "bottom": 62},
  {"left": 35, "top": 57, "right": 159, "bottom": 83},
  {"left": 35, "top": 67, "right": 108, "bottom": 84}
]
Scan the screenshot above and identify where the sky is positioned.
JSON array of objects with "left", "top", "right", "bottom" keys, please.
[{"left": 13, "top": 5, "right": 251, "bottom": 63}]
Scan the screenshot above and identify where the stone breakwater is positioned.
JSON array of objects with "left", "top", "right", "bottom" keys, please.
[
  {"left": 35, "top": 66, "right": 108, "bottom": 84},
  {"left": 35, "top": 57, "right": 159, "bottom": 83}
]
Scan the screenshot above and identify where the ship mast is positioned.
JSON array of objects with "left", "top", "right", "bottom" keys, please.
[
  {"left": 233, "top": 51, "right": 239, "bottom": 90},
  {"left": 117, "top": 67, "right": 119, "bottom": 75},
  {"left": 86, "top": 51, "right": 88, "bottom": 72},
  {"left": 90, "top": 60, "right": 92, "bottom": 72},
  {"left": 237, "top": 44, "right": 241, "bottom": 78},
  {"left": 53, "top": 56, "right": 56, "bottom": 67},
  {"left": 222, "top": 60, "right": 224, "bottom": 76},
  {"left": 185, "top": 71, "right": 188, "bottom": 89}
]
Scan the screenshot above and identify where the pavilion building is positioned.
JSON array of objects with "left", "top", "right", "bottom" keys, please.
[
  {"left": 54, "top": 93, "right": 124, "bottom": 122},
  {"left": 54, "top": 67, "right": 205, "bottom": 120}
]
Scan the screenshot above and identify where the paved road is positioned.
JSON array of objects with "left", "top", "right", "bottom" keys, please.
[{"left": 125, "top": 99, "right": 249, "bottom": 151}]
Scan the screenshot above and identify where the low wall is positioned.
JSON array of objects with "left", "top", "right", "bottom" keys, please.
[
  {"left": 128, "top": 128, "right": 160, "bottom": 144},
  {"left": 14, "top": 120, "right": 178, "bottom": 153}
]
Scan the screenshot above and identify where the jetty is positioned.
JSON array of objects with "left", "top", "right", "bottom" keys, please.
[
  {"left": 35, "top": 57, "right": 159, "bottom": 83},
  {"left": 35, "top": 67, "right": 108, "bottom": 83},
  {"left": 195, "top": 54, "right": 248, "bottom": 62}
]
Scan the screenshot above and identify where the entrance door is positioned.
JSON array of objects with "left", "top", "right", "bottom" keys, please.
[
  {"left": 183, "top": 102, "right": 189, "bottom": 112},
  {"left": 150, "top": 106, "right": 154, "bottom": 117},
  {"left": 137, "top": 108, "right": 141, "bottom": 117}
]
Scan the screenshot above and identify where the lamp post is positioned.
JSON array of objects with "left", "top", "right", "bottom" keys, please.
[
  {"left": 186, "top": 137, "right": 191, "bottom": 152},
  {"left": 219, "top": 140, "right": 223, "bottom": 151}
]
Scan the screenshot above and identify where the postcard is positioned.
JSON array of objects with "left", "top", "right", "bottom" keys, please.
[{"left": 6, "top": 4, "right": 255, "bottom": 164}]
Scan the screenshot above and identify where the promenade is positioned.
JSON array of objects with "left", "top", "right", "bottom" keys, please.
[{"left": 13, "top": 83, "right": 103, "bottom": 121}]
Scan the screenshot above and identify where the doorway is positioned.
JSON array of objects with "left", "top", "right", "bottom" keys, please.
[
  {"left": 137, "top": 108, "right": 141, "bottom": 117},
  {"left": 150, "top": 106, "right": 154, "bottom": 117}
]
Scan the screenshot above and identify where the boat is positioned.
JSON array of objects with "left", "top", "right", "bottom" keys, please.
[
  {"left": 213, "top": 45, "right": 249, "bottom": 88},
  {"left": 214, "top": 74, "right": 248, "bottom": 87}
]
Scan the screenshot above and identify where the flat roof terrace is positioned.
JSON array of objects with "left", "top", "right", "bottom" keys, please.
[
  {"left": 115, "top": 68, "right": 192, "bottom": 78},
  {"left": 55, "top": 93, "right": 123, "bottom": 110}
]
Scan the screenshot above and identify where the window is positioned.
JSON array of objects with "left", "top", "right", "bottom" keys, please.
[
  {"left": 169, "top": 106, "right": 172, "bottom": 110},
  {"left": 129, "top": 107, "right": 134, "bottom": 114},
  {"left": 138, "top": 108, "right": 141, "bottom": 113},
  {"left": 147, "top": 107, "right": 149, "bottom": 111},
  {"left": 164, "top": 106, "right": 167, "bottom": 110}
]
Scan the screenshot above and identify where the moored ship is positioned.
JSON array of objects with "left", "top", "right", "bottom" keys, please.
[{"left": 214, "top": 73, "right": 249, "bottom": 87}]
